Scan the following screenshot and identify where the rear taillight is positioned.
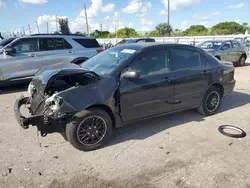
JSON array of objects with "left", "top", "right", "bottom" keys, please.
[{"left": 96, "top": 49, "right": 104, "bottom": 53}]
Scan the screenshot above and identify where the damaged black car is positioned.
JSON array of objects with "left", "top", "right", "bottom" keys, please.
[{"left": 14, "top": 43, "right": 235, "bottom": 151}]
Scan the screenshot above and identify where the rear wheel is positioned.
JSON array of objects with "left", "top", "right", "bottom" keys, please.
[
  {"left": 238, "top": 55, "right": 246, "bottom": 67},
  {"left": 197, "top": 86, "right": 221, "bottom": 116},
  {"left": 66, "top": 109, "right": 113, "bottom": 151}
]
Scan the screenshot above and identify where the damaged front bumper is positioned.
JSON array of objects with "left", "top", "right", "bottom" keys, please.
[
  {"left": 14, "top": 97, "right": 42, "bottom": 130},
  {"left": 14, "top": 96, "right": 72, "bottom": 136}
]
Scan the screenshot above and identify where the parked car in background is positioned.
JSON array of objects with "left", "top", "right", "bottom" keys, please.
[
  {"left": 198, "top": 40, "right": 248, "bottom": 66},
  {"left": 0, "top": 37, "right": 17, "bottom": 50},
  {"left": 0, "top": 34, "right": 103, "bottom": 86},
  {"left": 116, "top": 38, "right": 155, "bottom": 46},
  {"left": 15, "top": 43, "right": 235, "bottom": 151}
]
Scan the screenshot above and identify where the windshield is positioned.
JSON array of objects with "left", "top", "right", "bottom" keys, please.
[
  {"left": 198, "top": 41, "right": 222, "bottom": 49},
  {"left": 0, "top": 38, "right": 16, "bottom": 47},
  {"left": 80, "top": 47, "right": 138, "bottom": 76}
]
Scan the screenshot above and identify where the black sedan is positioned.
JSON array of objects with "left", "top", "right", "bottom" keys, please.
[{"left": 14, "top": 43, "right": 236, "bottom": 151}]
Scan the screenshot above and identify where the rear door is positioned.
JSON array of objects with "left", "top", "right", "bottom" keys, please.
[
  {"left": 38, "top": 37, "right": 73, "bottom": 67},
  {"left": 119, "top": 49, "right": 174, "bottom": 122},
  {"left": 171, "top": 47, "right": 210, "bottom": 110},
  {"left": 1, "top": 38, "right": 42, "bottom": 80}
]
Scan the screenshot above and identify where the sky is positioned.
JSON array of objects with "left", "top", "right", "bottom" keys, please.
[{"left": 0, "top": 0, "right": 249, "bottom": 35}]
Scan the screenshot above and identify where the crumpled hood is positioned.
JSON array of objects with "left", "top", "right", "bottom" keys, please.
[{"left": 31, "top": 62, "right": 97, "bottom": 93}]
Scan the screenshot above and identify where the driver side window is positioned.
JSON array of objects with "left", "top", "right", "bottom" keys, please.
[
  {"left": 221, "top": 42, "right": 231, "bottom": 50},
  {"left": 12, "top": 38, "right": 38, "bottom": 54},
  {"left": 128, "top": 50, "right": 170, "bottom": 76}
]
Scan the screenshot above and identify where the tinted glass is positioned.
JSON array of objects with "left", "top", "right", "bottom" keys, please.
[
  {"left": 10, "top": 38, "right": 38, "bottom": 53},
  {"left": 172, "top": 48, "right": 201, "bottom": 70},
  {"left": 0, "top": 38, "right": 16, "bottom": 46},
  {"left": 128, "top": 50, "right": 169, "bottom": 76},
  {"left": 39, "top": 38, "right": 72, "bottom": 51},
  {"left": 80, "top": 46, "right": 138, "bottom": 76},
  {"left": 146, "top": 39, "right": 155, "bottom": 42},
  {"left": 73, "top": 39, "right": 100, "bottom": 48}
]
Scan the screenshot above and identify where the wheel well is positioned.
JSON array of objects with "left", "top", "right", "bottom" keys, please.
[
  {"left": 212, "top": 83, "right": 224, "bottom": 96},
  {"left": 86, "top": 105, "right": 116, "bottom": 127},
  {"left": 215, "top": 56, "right": 221, "bottom": 60},
  {"left": 241, "top": 53, "right": 247, "bottom": 59},
  {"left": 71, "top": 57, "right": 88, "bottom": 65}
]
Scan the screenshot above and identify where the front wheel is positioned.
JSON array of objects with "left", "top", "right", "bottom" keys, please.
[
  {"left": 197, "top": 86, "right": 221, "bottom": 116},
  {"left": 66, "top": 109, "right": 113, "bottom": 151},
  {"left": 238, "top": 55, "right": 246, "bottom": 67}
]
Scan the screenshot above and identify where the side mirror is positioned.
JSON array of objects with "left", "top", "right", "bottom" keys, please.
[
  {"left": 4, "top": 47, "right": 16, "bottom": 55},
  {"left": 121, "top": 70, "right": 140, "bottom": 80}
]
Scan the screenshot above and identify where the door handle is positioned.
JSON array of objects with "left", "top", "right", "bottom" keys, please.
[
  {"left": 67, "top": 50, "right": 73, "bottom": 54},
  {"left": 165, "top": 77, "right": 173, "bottom": 83},
  {"left": 29, "top": 54, "right": 36, "bottom": 57},
  {"left": 200, "top": 70, "right": 207, "bottom": 75}
]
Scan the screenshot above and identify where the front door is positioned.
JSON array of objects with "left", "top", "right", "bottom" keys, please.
[
  {"left": 1, "top": 38, "right": 42, "bottom": 80},
  {"left": 171, "top": 47, "right": 210, "bottom": 110},
  {"left": 119, "top": 49, "right": 174, "bottom": 122},
  {"left": 220, "top": 41, "right": 233, "bottom": 62}
]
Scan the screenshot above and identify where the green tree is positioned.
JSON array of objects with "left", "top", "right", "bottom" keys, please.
[
  {"left": 90, "top": 30, "right": 110, "bottom": 38},
  {"left": 183, "top": 25, "right": 208, "bottom": 36},
  {"left": 58, "top": 18, "right": 70, "bottom": 35},
  {"left": 242, "top": 22, "right": 248, "bottom": 27},
  {"left": 116, "top": 27, "right": 139, "bottom": 38},
  {"left": 210, "top": 21, "right": 245, "bottom": 35},
  {"left": 155, "top": 23, "right": 173, "bottom": 36},
  {"left": 74, "top": 31, "right": 86, "bottom": 36}
]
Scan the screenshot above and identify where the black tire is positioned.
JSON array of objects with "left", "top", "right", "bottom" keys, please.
[
  {"left": 197, "top": 86, "right": 221, "bottom": 116},
  {"left": 238, "top": 55, "right": 246, "bottom": 67},
  {"left": 66, "top": 109, "right": 113, "bottom": 151}
]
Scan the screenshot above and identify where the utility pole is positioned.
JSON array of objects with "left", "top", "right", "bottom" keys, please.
[
  {"left": 22, "top": 27, "right": 25, "bottom": 36},
  {"left": 36, "top": 21, "right": 40, "bottom": 34},
  {"left": 28, "top": 24, "right": 31, "bottom": 35},
  {"left": 100, "top": 24, "right": 103, "bottom": 32},
  {"left": 167, "top": 0, "right": 170, "bottom": 37},
  {"left": 84, "top": 4, "right": 89, "bottom": 35},
  {"left": 47, "top": 22, "right": 49, "bottom": 33},
  {"left": 56, "top": 15, "right": 58, "bottom": 32}
]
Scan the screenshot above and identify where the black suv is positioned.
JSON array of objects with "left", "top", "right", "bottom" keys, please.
[{"left": 15, "top": 43, "right": 235, "bottom": 151}]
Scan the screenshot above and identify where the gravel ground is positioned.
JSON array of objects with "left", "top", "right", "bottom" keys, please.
[{"left": 1, "top": 63, "right": 250, "bottom": 188}]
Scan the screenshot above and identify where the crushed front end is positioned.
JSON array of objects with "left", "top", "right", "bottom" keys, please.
[{"left": 14, "top": 63, "right": 99, "bottom": 137}]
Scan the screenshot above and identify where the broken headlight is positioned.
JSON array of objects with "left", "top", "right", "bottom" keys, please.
[
  {"left": 45, "top": 94, "right": 64, "bottom": 113},
  {"left": 28, "top": 82, "right": 36, "bottom": 96}
]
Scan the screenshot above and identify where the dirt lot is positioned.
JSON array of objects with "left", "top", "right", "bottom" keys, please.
[{"left": 1, "top": 63, "right": 250, "bottom": 188}]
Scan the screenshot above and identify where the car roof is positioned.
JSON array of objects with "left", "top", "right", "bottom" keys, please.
[
  {"left": 118, "top": 42, "right": 198, "bottom": 50},
  {"left": 16, "top": 34, "right": 96, "bottom": 40}
]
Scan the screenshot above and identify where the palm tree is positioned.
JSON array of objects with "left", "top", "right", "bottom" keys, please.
[{"left": 155, "top": 23, "right": 173, "bottom": 37}]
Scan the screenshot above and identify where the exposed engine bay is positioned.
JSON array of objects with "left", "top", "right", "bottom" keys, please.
[{"left": 45, "top": 73, "right": 97, "bottom": 96}]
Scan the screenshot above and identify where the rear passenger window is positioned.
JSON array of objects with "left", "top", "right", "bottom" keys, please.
[
  {"left": 172, "top": 48, "right": 201, "bottom": 70},
  {"left": 39, "top": 38, "right": 72, "bottom": 51},
  {"left": 73, "top": 39, "right": 100, "bottom": 48}
]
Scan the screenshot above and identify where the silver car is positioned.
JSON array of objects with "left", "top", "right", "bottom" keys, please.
[
  {"left": 0, "top": 34, "right": 103, "bottom": 86},
  {"left": 198, "top": 40, "right": 248, "bottom": 66}
]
